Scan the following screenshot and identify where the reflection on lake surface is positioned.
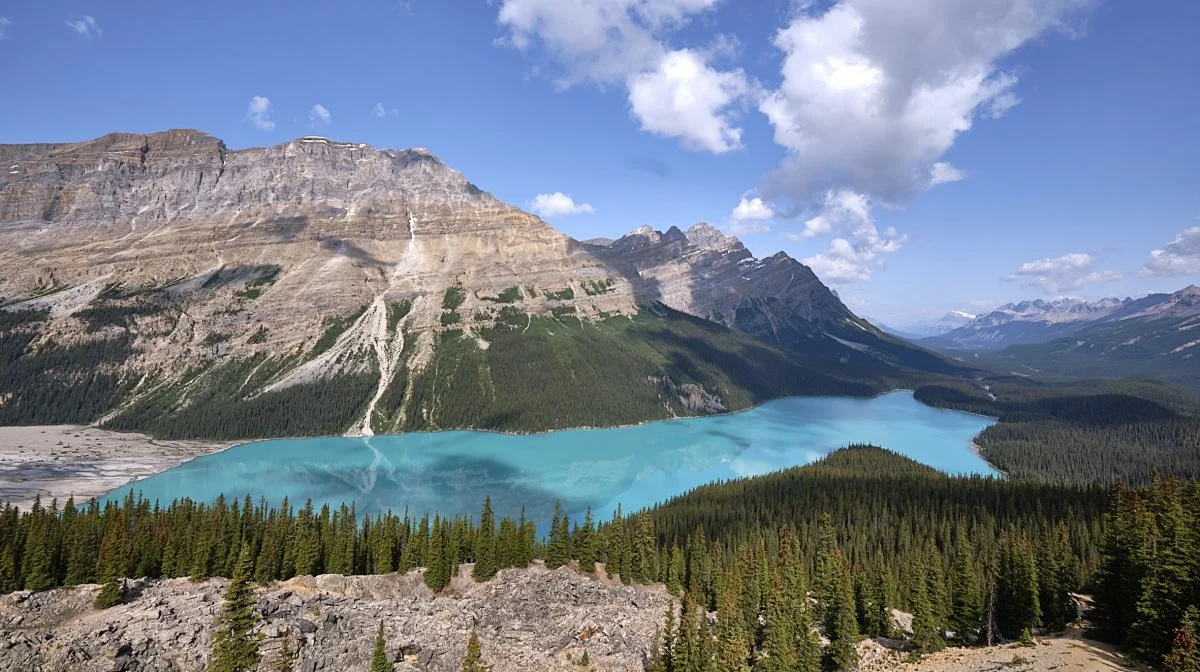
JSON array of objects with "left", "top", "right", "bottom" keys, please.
[{"left": 106, "top": 391, "right": 995, "bottom": 526}]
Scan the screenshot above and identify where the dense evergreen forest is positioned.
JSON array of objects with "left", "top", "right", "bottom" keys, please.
[
  {"left": 916, "top": 377, "right": 1200, "bottom": 484},
  {"left": 380, "top": 305, "right": 890, "bottom": 434},
  {"left": 8, "top": 448, "right": 1196, "bottom": 670}
]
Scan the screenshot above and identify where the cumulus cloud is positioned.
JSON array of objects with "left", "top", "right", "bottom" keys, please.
[
  {"left": 0, "top": 17, "right": 12, "bottom": 40},
  {"left": 309, "top": 104, "right": 332, "bottom": 125},
  {"left": 496, "top": 0, "right": 748, "bottom": 154},
  {"left": 731, "top": 196, "right": 774, "bottom": 223},
  {"left": 1143, "top": 226, "right": 1200, "bottom": 277},
  {"left": 1007, "top": 253, "right": 1121, "bottom": 293},
  {"left": 65, "top": 15, "right": 102, "bottom": 39},
  {"left": 794, "top": 190, "right": 906, "bottom": 284},
  {"left": 628, "top": 49, "right": 749, "bottom": 153},
  {"left": 246, "top": 96, "right": 275, "bottom": 131},
  {"left": 529, "top": 192, "right": 595, "bottom": 218},
  {"left": 760, "top": 0, "right": 1092, "bottom": 208}
]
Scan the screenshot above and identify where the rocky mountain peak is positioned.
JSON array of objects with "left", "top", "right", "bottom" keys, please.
[{"left": 684, "top": 222, "right": 743, "bottom": 253}]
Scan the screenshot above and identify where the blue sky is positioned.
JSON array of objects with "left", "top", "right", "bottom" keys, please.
[{"left": 1, "top": 0, "right": 1198, "bottom": 325}]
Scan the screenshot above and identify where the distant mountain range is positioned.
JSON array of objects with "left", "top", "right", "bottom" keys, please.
[
  {"left": 0, "top": 130, "right": 959, "bottom": 439},
  {"left": 920, "top": 287, "right": 1200, "bottom": 387},
  {"left": 879, "top": 311, "right": 976, "bottom": 339}
]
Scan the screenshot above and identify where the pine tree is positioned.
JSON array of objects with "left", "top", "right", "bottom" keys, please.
[
  {"left": 546, "top": 502, "right": 571, "bottom": 570},
  {"left": 1129, "top": 476, "right": 1197, "bottom": 666},
  {"left": 472, "top": 498, "right": 497, "bottom": 582},
  {"left": 995, "top": 530, "right": 1040, "bottom": 640},
  {"left": 823, "top": 548, "right": 860, "bottom": 672},
  {"left": 460, "top": 631, "right": 492, "bottom": 672},
  {"left": 425, "top": 515, "right": 450, "bottom": 592},
  {"left": 762, "top": 569, "right": 797, "bottom": 672},
  {"left": 633, "top": 511, "right": 657, "bottom": 584},
  {"left": 949, "top": 526, "right": 981, "bottom": 645},
  {"left": 577, "top": 507, "right": 597, "bottom": 575},
  {"left": 716, "top": 565, "right": 750, "bottom": 672},
  {"left": 910, "top": 551, "right": 943, "bottom": 653},
  {"left": 208, "top": 543, "right": 263, "bottom": 672},
  {"left": 93, "top": 572, "right": 124, "bottom": 609},
  {"left": 371, "top": 621, "right": 394, "bottom": 672},
  {"left": 1163, "top": 606, "right": 1200, "bottom": 672}
]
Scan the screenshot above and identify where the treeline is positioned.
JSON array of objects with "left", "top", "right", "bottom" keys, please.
[
  {"left": 916, "top": 378, "right": 1200, "bottom": 484},
  {"left": 1090, "top": 475, "right": 1200, "bottom": 669}
]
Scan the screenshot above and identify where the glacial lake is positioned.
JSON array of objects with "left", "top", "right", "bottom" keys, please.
[{"left": 107, "top": 391, "right": 995, "bottom": 526}]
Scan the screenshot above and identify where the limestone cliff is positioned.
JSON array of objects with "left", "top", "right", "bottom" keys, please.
[{"left": 0, "top": 130, "right": 952, "bottom": 437}]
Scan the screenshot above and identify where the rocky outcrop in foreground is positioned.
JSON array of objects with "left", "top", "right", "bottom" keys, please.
[{"left": 0, "top": 563, "right": 669, "bottom": 672}]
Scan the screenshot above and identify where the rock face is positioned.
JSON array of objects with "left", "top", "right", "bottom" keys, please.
[
  {"left": 0, "top": 130, "right": 951, "bottom": 437},
  {"left": 0, "top": 563, "right": 670, "bottom": 672}
]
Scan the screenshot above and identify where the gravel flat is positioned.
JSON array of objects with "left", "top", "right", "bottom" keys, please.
[{"left": 0, "top": 424, "right": 224, "bottom": 509}]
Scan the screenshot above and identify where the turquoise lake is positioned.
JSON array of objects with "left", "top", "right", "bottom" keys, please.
[{"left": 107, "top": 391, "right": 995, "bottom": 526}]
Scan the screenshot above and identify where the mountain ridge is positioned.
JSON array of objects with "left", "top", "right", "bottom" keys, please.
[{"left": 0, "top": 129, "right": 957, "bottom": 438}]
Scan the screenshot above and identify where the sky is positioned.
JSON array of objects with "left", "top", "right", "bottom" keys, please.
[{"left": 1, "top": 0, "right": 1198, "bottom": 326}]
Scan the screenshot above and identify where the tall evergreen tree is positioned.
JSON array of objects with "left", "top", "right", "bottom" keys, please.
[
  {"left": 272, "top": 632, "right": 296, "bottom": 672},
  {"left": 823, "top": 548, "right": 860, "bottom": 672},
  {"left": 208, "top": 543, "right": 263, "bottom": 672},
  {"left": 577, "top": 507, "right": 597, "bottom": 575},
  {"left": 546, "top": 502, "right": 571, "bottom": 570},
  {"left": 472, "top": 498, "right": 497, "bottom": 582},
  {"left": 716, "top": 565, "right": 750, "bottom": 672},
  {"left": 460, "top": 631, "right": 492, "bottom": 672},
  {"left": 371, "top": 621, "right": 394, "bottom": 672},
  {"left": 949, "top": 526, "right": 982, "bottom": 645}
]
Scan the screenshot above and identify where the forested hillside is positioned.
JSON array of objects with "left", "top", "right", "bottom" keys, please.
[{"left": 915, "top": 377, "right": 1200, "bottom": 483}]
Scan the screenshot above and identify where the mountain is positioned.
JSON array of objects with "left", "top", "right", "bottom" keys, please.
[
  {"left": 978, "top": 285, "right": 1200, "bottom": 387},
  {"left": 0, "top": 130, "right": 955, "bottom": 439},
  {"left": 920, "top": 296, "right": 1141, "bottom": 351}
]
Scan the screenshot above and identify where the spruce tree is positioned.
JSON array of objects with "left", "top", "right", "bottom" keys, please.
[
  {"left": 823, "top": 549, "right": 860, "bottom": 672},
  {"left": 633, "top": 511, "right": 657, "bottom": 584},
  {"left": 93, "top": 572, "right": 124, "bottom": 609},
  {"left": 371, "top": 621, "right": 394, "bottom": 672},
  {"left": 1129, "top": 476, "right": 1196, "bottom": 666},
  {"left": 208, "top": 543, "right": 263, "bottom": 672},
  {"left": 425, "top": 515, "right": 449, "bottom": 592},
  {"left": 472, "top": 498, "right": 497, "bottom": 582},
  {"left": 577, "top": 507, "right": 597, "bottom": 575},
  {"left": 910, "top": 552, "right": 943, "bottom": 653},
  {"left": 762, "top": 570, "right": 797, "bottom": 672},
  {"left": 460, "top": 631, "right": 492, "bottom": 672},
  {"left": 546, "top": 502, "right": 571, "bottom": 570},
  {"left": 949, "top": 527, "right": 981, "bottom": 645},
  {"left": 716, "top": 565, "right": 750, "bottom": 672}
]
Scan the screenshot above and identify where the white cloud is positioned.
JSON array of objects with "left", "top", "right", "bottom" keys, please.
[
  {"left": 798, "top": 189, "right": 906, "bottom": 284},
  {"left": 372, "top": 102, "right": 387, "bottom": 119},
  {"left": 0, "top": 17, "right": 12, "bottom": 40},
  {"left": 929, "top": 162, "right": 966, "bottom": 186},
  {"left": 1144, "top": 226, "right": 1200, "bottom": 277},
  {"left": 309, "top": 104, "right": 332, "bottom": 125},
  {"left": 496, "top": 0, "right": 748, "bottom": 154},
  {"left": 760, "top": 0, "right": 1092, "bottom": 207},
  {"left": 628, "top": 49, "right": 749, "bottom": 153},
  {"left": 1007, "top": 252, "right": 1121, "bottom": 293},
  {"left": 66, "top": 15, "right": 102, "bottom": 39},
  {"left": 246, "top": 96, "right": 275, "bottom": 131},
  {"left": 731, "top": 196, "right": 774, "bottom": 223},
  {"left": 529, "top": 192, "right": 596, "bottom": 218}
]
